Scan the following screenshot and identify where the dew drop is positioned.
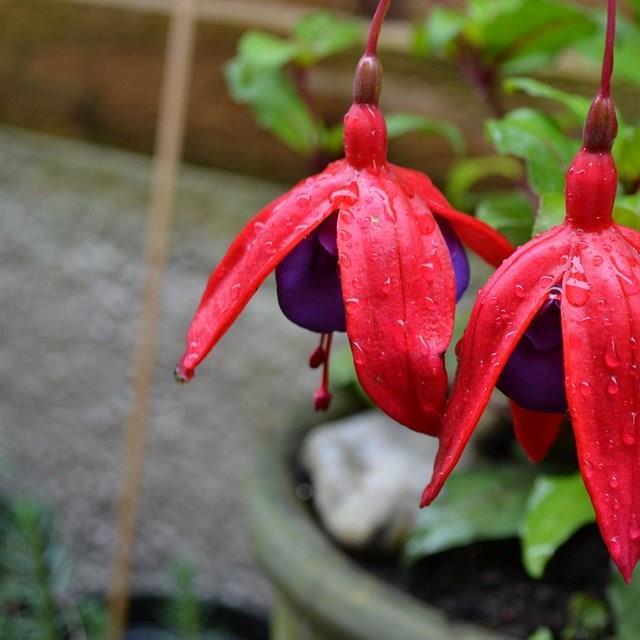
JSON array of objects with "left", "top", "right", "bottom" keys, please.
[
  {"left": 565, "top": 256, "right": 591, "bottom": 306},
  {"left": 539, "top": 275, "right": 555, "bottom": 288},
  {"left": 382, "top": 277, "right": 392, "bottom": 294},
  {"left": 230, "top": 284, "right": 241, "bottom": 301},
  {"left": 425, "top": 296, "right": 437, "bottom": 310},
  {"left": 607, "top": 376, "right": 620, "bottom": 395},
  {"left": 579, "top": 381, "right": 592, "bottom": 396},
  {"left": 515, "top": 283, "right": 526, "bottom": 299},
  {"left": 609, "top": 473, "right": 620, "bottom": 488},
  {"left": 263, "top": 241, "right": 277, "bottom": 255},
  {"left": 415, "top": 212, "right": 435, "bottom": 235},
  {"left": 330, "top": 184, "right": 359, "bottom": 207},
  {"left": 605, "top": 339, "right": 620, "bottom": 369},
  {"left": 296, "top": 194, "right": 311, "bottom": 208},
  {"left": 340, "top": 210, "right": 354, "bottom": 225},
  {"left": 593, "top": 255, "right": 603, "bottom": 267}
]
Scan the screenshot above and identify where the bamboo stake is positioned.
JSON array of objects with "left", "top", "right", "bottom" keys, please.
[{"left": 107, "top": 1, "right": 197, "bottom": 637}]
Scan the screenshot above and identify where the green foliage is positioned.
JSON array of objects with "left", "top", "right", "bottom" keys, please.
[
  {"left": 385, "top": 113, "right": 465, "bottom": 154},
  {"left": 476, "top": 191, "right": 533, "bottom": 246},
  {"left": 486, "top": 108, "right": 576, "bottom": 194},
  {"left": 561, "top": 593, "right": 609, "bottom": 640},
  {"left": 528, "top": 629, "right": 553, "bottom": 640},
  {"left": 608, "top": 566, "right": 640, "bottom": 640},
  {"left": 520, "top": 474, "right": 595, "bottom": 579},
  {"left": 532, "top": 191, "right": 565, "bottom": 235},
  {"left": 225, "top": 11, "right": 362, "bottom": 155},
  {"left": 404, "top": 465, "right": 534, "bottom": 563},
  {"left": 414, "top": 0, "right": 596, "bottom": 74}
]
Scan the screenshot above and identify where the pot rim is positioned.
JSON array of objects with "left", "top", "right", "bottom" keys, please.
[{"left": 244, "top": 412, "right": 514, "bottom": 640}]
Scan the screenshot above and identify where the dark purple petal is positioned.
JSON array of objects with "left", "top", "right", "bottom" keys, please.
[
  {"left": 276, "top": 214, "right": 346, "bottom": 333},
  {"left": 496, "top": 300, "right": 566, "bottom": 413},
  {"left": 439, "top": 219, "right": 470, "bottom": 302}
]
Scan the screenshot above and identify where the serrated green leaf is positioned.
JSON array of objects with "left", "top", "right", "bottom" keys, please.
[
  {"left": 446, "top": 155, "right": 524, "bottom": 209},
  {"left": 520, "top": 474, "right": 594, "bottom": 578},
  {"left": 294, "top": 11, "right": 362, "bottom": 66},
  {"left": 385, "top": 113, "right": 465, "bottom": 153},
  {"left": 608, "top": 566, "right": 640, "bottom": 640},
  {"left": 404, "top": 465, "right": 534, "bottom": 563},
  {"left": 504, "top": 77, "right": 590, "bottom": 123},
  {"left": 487, "top": 109, "right": 576, "bottom": 194},
  {"left": 533, "top": 191, "right": 565, "bottom": 235},
  {"left": 476, "top": 191, "right": 534, "bottom": 246}
]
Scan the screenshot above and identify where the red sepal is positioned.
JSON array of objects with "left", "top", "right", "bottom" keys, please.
[
  {"left": 561, "top": 228, "right": 640, "bottom": 582},
  {"left": 338, "top": 168, "right": 456, "bottom": 435},
  {"left": 176, "top": 161, "right": 351, "bottom": 380},
  {"left": 391, "top": 165, "right": 514, "bottom": 268},
  {"left": 421, "top": 225, "right": 573, "bottom": 506},
  {"left": 509, "top": 400, "right": 564, "bottom": 463}
]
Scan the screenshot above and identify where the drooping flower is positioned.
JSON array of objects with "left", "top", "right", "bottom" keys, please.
[
  {"left": 175, "top": 0, "right": 513, "bottom": 434},
  {"left": 422, "top": 0, "right": 640, "bottom": 581}
]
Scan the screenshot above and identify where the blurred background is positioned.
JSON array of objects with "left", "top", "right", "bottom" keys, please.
[{"left": 0, "top": 0, "right": 635, "bottom": 638}]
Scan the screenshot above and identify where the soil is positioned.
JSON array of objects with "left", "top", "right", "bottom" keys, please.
[
  {"left": 296, "top": 443, "right": 613, "bottom": 640},
  {"left": 351, "top": 528, "right": 611, "bottom": 639}
]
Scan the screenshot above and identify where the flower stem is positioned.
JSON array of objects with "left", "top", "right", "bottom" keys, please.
[
  {"left": 365, "top": 0, "right": 392, "bottom": 57},
  {"left": 600, "top": 0, "right": 616, "bottom": 99}
]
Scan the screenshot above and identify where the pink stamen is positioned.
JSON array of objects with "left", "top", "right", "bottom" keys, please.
[{"left": 313, "top": 333, "right": 333, "bottom": 411}]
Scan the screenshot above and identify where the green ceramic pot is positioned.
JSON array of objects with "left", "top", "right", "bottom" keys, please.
[{"left": 245, "top": 415, "right": 512, "bottom": 640}]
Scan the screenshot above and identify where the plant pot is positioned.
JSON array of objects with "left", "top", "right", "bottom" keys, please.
[{"left": 245, "top": 417, "right": 512, "bottom": 640}]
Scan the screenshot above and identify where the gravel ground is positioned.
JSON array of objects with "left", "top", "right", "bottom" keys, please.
[{"left": 0, "top": 125, "right": 326, "bottom": 610}]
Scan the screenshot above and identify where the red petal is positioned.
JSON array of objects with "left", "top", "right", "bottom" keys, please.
[
  {"left": 509, "top": 400, "right": 564, "bottom": 463},
  {"left": 337, "top": 168, "right": 456, "bottom": 434},
  {"left": 561, "top": 228, "right": 640, "bottom": 582},
  {"left": 391, "top": 164, "right": 514, "bottom": 268},
  {"left": 421, "top": 225, "right": 573, "bottom": 506},
  {"left": 176, "top": 161, "right": 352, "bottom": 380}
]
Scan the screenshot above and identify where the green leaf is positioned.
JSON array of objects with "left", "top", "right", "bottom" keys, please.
[
  {"left": 319, "top": 122, "right": 344, "bottom": 155},
  {"left": 385, "top": 113, "right": 465, "bottom": 153},
  {"left": 294, "top": 11, "right": 362, "bottom": 66},
  {"left": 404, "top": 465, "right": 534, "bottom": 563},
  {"left": 608, "top": 566, "right": 640, "bottom": 640},
  {"left": 528, "top": 629, "right": 553, "bottom": 640},
  {"left": 615, "top": 194, "right": 640, "bottom": 230},
  {"left": 476, "top": 191, "right": 534, "bottom": 246},
  {"left": 503, "top": 77, "right": 590, "bottom": 123},
  {"left": 487, "top": 108, "right": 576, "bottom": 194},
  {"left": 614, "top": 126, "right": 640, "bottom": 184},
  {"left": 520, "top": 474, "right": 594, "bottom": 578},
  {"left": 446, "top": 155, "right": 524, "bottom": 209},
  {"left": 561, "top": 593, "right": 609, "bottom": 640},
  {"left": 225, "top": 62, "right": 320, "bottom": 154},
  {"left": 481, "top": 0, "right": 595, "bottom": 64},
  {"left": 533, "top": 191, "right": 565, "bottom": 235},
  {"left": 421, "top": 7, "right": 466, "bottom": 55},
  {"left": 234, "top": 31, "right": 299, "bottom": 72}
]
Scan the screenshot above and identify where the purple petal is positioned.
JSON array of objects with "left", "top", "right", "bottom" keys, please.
[
  {"left": 275, "top": 215, "right": 470, "bottom": 334},
  {"left": 276, "top": 214, "right": 346, "bottom": 333},
  {"left": 439, "top": 219, "right": 470, "bottom": 302},
  {"left": 496, "top": 300, "right": 566, "bottom": 412}
]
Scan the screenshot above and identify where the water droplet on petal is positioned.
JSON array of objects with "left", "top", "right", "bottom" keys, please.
[
  {"left": 605, "top": 339, "right": 620, "bottom": 369},
  {"left": 593, "top": 255, "right": 603, "bottom": 267},
  {"left": 515, "top": 283, "right": 526, "bottom": 298},
  {"left": 230, "top": 284, "right": 241, "bottom": 301},
  {"left": 609, "top": 473, "right": 619, "bottom": 488},
  {"left": 263, "top": 241, "right": 277, "bottom": 255},
  {"left": 330, "top": 183, "right": 359, "bottom": 207},
  {"left": 565, "top": 256, "right": 591, "bottom": 306},
  {"left": 579, "top": 381, "right": 592, "bottom": 396},
  {"left": 607, "top": 376, "right": 620, "bottom": 395},
  {"left": 539, "top": 275, "right": 555, "bottom": 288},
  {"left": 382, "top": 277, "right": 392, "bottom": 294},
  {"left": 296, "top": 194, "right": 311, "bottom": 208}
]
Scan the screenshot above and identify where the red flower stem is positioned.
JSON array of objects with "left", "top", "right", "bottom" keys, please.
[
  {"left": 600, "top": 0, "right": 616, "bottom": 99},
  {"left": 365, "top": 0, "right": 392, "bottom": 57}
]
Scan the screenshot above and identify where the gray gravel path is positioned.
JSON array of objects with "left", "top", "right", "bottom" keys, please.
[{"left": 0, "top": 126, "right": 324, "bottom": 609}]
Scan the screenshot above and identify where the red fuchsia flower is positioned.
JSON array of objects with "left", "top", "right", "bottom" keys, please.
[
  {"left": 422, "top": 0, "right": 640, "bottom": 581},
  {"left": 175, "top": 0, "right": 512, "bottom": 433}
]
